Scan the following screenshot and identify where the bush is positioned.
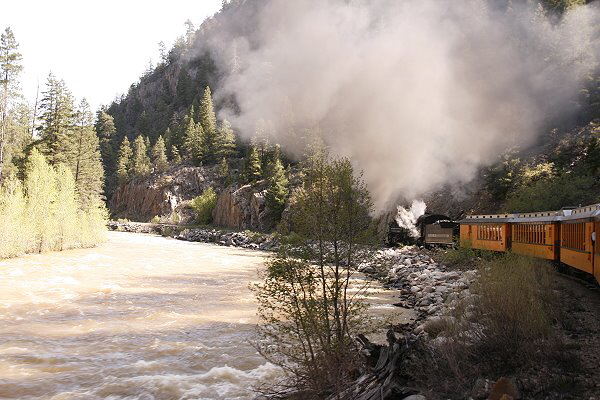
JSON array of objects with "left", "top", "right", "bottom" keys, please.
[
  {"left": 410, "top": 253, "right": 558, "bottom": 397},
  {"left": 190, "top": 187, "right": 218, "bottom": 225},
  {"left": 471, "top": 253, "right": 556, "bottom": 362},
  {"left": 0, "top": 150, "right": 107, "bottom": 259}
]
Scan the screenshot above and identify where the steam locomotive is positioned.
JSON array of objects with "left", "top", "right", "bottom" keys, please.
[
  {"left": 459, "top": 204, "right": 600, "bottom": 284},
  {"left": 388, "top": 213, "right": 459, "bottom": 246}
]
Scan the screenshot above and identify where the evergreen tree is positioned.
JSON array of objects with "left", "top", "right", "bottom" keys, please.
[
  {"left": 55, "top": 99, "right": 104, "bottom": 209},
  {"left": 37, "top": 73, "right": 75, "bottom": 162},
  {"left": 217, "top": 118, "right": 237, "bottom": 158},
  {"left": 265, "top": 156, "right": 289, "bottom": 219},
  {"left": 184, "top": 118, "right": 204, "bottom": 163},
  {"left": 171, "top": 145, "right": 182, "bottom": 164},
  {"left": 163, "top": 127, "right": 172, "bottom": 153},
  {"left": 144, "top": 135, "right": 151, "bottom": 156},
  {"left": 116, "top": 136, "right": 132, "bottom": 185},
  {"left": 152, "top": 135, "right": 169, "bottom": 173},
  {"left": 0, "top": 27, "right": 23, "bottom": 179},
  {"left": 131, "top": 135, "right": 150, "bottom": 177},
  {"left": 199, "top": 86, "right": 218, "bottom": 163},
  {"left": 245, "top": 144, "right": 262, "bottom": 183},
  {"left": 95, "top": 108, "right": 117, "bottom": 187},
  {"left": 218, "top": 156, "right": 230, "bottom": 182}
]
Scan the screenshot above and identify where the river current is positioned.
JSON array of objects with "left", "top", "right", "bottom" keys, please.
[
  {"left": 0, "top": 231, "right": 412, "bottom": 400},
  {"left": 0, "top": 232, "right": 281, "bottom": 399}
]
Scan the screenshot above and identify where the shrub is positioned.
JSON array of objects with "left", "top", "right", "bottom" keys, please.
[
  {"left": 471, "top": 253, "right": 556, "bottom": 362},
  {"left": 150, "top": 215, "right": 161, "bottom": 224},
  {"left": 410, "top": 253, "right": 558, "bottom": 397},
  {"left": 190, "top": 187, "right": 218, "bottom": 225}
]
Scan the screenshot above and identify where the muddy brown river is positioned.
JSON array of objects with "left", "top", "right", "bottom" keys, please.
[{"left": 0, "top": 231, "right": 412, "bottom": 400}]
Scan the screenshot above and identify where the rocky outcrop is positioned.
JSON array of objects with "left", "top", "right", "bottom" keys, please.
[
  {"left": 213, "top": 182, "right": 274, "bottom": 231},
  {"left": 110, "top": 165, "right": 222, "bottom": 222}
]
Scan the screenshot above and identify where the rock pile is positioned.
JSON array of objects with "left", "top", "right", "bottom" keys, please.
[{"left": 359, "top": 246, "right": 478, "bottom": 332}]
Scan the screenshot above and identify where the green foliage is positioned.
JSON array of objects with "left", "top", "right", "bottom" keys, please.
[
  {"left": 190, "top": 187, "right": 218, "bottom": 224},
  {"left": 265, "top": 157, "right": 288, "bottom": 220},
  {"left": 252, "top": 155, "right": 374, "bottom": 396},
  {"left": 170, "top": 145, "right": 182, "bottom": 164},
  {"left": 217, "top": 118, "right": 237, "bottom": 158},
  {"left": 504, "top": 173, "right": 596, "bottom": 212},
  {"left": 199, "top": 87, "right": 218, "bottom": 162},
  {"left": 0, "top": 149, "right": 107, "bottom": 258},
  {"left": 116, "top": 137, "right": 132, "bottom": 186},
  {"left": 55, "top": 99, "right": 104, "bottom": 210},
  {"left": 245, "top": 145, "right": 262, "bottom": 183},
  {"left": 95, "top": 108, "right": 117, "bottom": 193},
  {"left": 151, "top": 135, "right": 169, "bottom": 173},
  {"left": 484, "top": 153, "right": 520, "bottom": 202},
  {"left": 37, "top": 73, "right": 76, "bottom": 162},
  {"left": 131, "top": 135, "right": 151, "bottom": 177},
  {"left": 183, "top": 118, "right": 204, "bottom": 163}
]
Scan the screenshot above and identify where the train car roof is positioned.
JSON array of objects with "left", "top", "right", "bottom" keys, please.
[
  {"left": 458, "top": 214, "right": 515, "bottom": 223},
  {"left": 459, "top": 203, "right": 600, "bottom": 223},
  {"left": 561, "top": 203, "right": 600, "bottom": 221}
]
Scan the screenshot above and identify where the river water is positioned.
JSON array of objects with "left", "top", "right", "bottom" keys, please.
[{"left": 0, "top": 231, "right": 412, "bottom": 400}]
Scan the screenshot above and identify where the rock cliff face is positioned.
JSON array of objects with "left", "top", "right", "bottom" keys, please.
[
  {"left": 110, "top": 165, "right": 221, "bottom": 222},
  {"left": 213, "top": 183, "right": 274, "bottom": 231},
  {"left": 110, "top": 163, "right": 278, "bottom": 230}
]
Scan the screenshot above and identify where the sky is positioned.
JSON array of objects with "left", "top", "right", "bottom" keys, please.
[{"left": 0, "top": 0, "right": 223, "bottom": 112}]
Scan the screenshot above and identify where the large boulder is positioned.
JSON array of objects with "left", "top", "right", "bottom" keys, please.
[{"left": 213, "top": 183, "right": 274, "bottom": 231}]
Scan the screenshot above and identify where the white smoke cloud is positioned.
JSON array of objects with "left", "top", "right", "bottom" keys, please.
[
  {"left": 208, "top": 0, "right": 600, "bottom": 211},
  {"left": 396, "top": 200, "right": 427, "bottom": 238}
]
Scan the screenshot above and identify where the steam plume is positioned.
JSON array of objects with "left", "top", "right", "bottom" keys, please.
[{"left": 208, "top": 0, "right": 600, "bottom": 211}]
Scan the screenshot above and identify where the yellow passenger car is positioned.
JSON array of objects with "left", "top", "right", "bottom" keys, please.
[
  {"left": 561, "top": 205, "right": 597, "bottom": 276},
  {"left": 509, "top": 211, "right": 560, "bottom": 261},
  {"left": 459, "top": 214, "right": 513, "bottom": 252}
]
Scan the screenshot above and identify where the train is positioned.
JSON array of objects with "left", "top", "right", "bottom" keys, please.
[
  {"left": 459, "top": 203, "right": 600, "bottom": 285},
  {"left": 388, "top": 213, "right": 459, "bottom": 246}
]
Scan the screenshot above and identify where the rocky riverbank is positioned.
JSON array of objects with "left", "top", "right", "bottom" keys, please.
[{"left": 107, "top": 220, "right": 281, "bottom": 251}]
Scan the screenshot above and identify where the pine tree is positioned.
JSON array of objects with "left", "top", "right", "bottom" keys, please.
[
  {"left": 55, "top": 99, "right": 104, "bottom": 209},
  {"left": 95, "top": 108, "right": 117, "bottom": 186},
  {"left": 0, "top": 27, "right": 23, "bottom": 179},
  {"left": 163, "top": 127, "right": 172, "bottom": 154},
  {"left": 171, "top": 145, "right": 182, "bottom": 164},
  {"left": 116, "top": 137, "right": 132, "bottom": 185},
  {"left": 37, "top": 73, "right": 75, "bottom": 162},
  {"left": 144, "top": 136, "right": 151, "bottom": 156},
  {"left": 131, "top": 135, "right": 150, "bottom": 177},
  {"left": 199, "top": 86, "right": 218, "bottom": 163},
  {"left": 152, "top": 135, "right": 169, "bottom": 173},
  {"left": 217, "top": 118, "right": 237, "bottom": 159},
  {"left": 265, "top": 156, "right": 289, "bottom": 219},
  {"left": 245, "top": 144, "right": 262, "bottom": 183},
  {"left": 184, "top": 118, "right": 204, "bottom": 163}
]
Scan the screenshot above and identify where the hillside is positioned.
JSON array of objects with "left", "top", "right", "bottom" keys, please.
[{"left": 101, "top": 0, "right": 599, "bottom": 221}]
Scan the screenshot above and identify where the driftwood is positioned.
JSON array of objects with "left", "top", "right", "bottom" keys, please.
[{"left": 327, "top": 330, "right": 419, "bottom": 400}]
